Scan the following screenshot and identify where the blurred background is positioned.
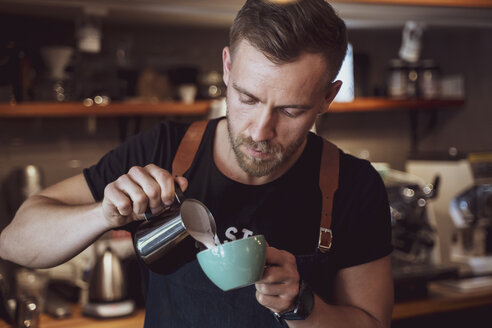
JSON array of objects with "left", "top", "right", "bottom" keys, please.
[{"left": 0, "top": 0, "right": 491, "bottom": 327}]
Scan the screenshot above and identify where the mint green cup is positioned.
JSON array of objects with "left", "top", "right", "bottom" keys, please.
[{"left": 196, "top": 235, "right": 267, "bottom": 291}]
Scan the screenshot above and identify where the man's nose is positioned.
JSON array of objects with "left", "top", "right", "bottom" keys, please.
[{"left": 249, "top": 107, "right": 276, "bottom": 142}]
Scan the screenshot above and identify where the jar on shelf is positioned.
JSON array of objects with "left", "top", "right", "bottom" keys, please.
[
  {"left": 387, "top": 59, "right": 408, "bottom": 99},
  {"left": 418, "top": 59, "right": 441, "bottom": 99},
  {"left": 405, "top": 61, "right": 419, "bottom": 98}
]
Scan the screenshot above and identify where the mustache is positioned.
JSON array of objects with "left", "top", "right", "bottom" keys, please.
[{"left": 237, "top": 135, "right": 283, "bottom": 154}]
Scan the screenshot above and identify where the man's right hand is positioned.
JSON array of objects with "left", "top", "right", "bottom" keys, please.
[
  {"left": 0, "top": 166, "right": 189, "bottom": 268},
  {"left": 102, "top": 164, "right": 188, "bottom": 228}
]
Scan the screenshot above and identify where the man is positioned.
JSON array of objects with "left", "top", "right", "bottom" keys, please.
[{"left": 0, "top": 0, "right": 393, "bottom": 327}]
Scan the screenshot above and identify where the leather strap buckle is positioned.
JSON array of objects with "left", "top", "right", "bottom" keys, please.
[{"left": 318, "top": 227, "right": 333, "bottom": 253}]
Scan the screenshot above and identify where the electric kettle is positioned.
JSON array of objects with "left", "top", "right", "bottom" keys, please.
[
  {"left": 88, "top": 246, "right": 126, "bottom": 303},
  {"left": 83, "top": 246, "right": 135, "bottom": 318}
]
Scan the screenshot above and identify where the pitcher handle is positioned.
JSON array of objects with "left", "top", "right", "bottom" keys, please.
[{"left": 144, "top": 181, "right": 185, "bottom": 221}]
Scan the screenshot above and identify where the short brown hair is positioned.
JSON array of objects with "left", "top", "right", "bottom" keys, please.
[{"left": 229, "top": 0, "right": 348, "bottom": 81}]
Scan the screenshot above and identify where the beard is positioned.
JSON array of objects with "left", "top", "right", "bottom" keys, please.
[{"left": 226, "top": 114, "right": 305, "bottom": 178}]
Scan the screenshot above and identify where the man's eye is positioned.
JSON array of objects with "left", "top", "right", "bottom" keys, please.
[
  {"left": 240, "top": 97, "right": 256, "bottom": 105},
  {"left": 280, "top": 108, "right": 303, "bottom": 118}
]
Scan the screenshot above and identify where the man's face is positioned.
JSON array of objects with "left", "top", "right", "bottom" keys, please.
[
  {"left": 226, "top": 114, "right": 303, "bottom": 177},
  {"left": 222, "top": 40, "right": 336, "bottom": 178}
]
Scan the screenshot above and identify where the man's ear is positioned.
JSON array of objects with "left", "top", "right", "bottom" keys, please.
[
  {"left": 222, "top": 46, "right": 231, "bottom": 87},
  {"left": 320, "top": 80, "right": 343, "bottom": 114}
]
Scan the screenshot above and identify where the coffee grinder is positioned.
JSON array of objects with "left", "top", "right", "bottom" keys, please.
[
  {"left": 374, "top": 163, "right": 458, "bottom": 300},
  {"left": 449, "top": 153, "right": 492, "bottom": 275}
]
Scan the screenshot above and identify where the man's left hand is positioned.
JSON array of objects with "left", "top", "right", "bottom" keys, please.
[{"left": 255, "top": 246, "right": 300, "bottom": 314}]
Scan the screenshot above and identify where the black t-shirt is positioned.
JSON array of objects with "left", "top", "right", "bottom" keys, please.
[{"left": 84, "top": 118, "right": 392, "bottom": 327}]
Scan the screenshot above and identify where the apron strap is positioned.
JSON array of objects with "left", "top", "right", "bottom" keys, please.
[
  {"left": 172, "top": 120, "right": 209, "bottom": 178},
  {"left": 172, "top": 119, "right": 340, "bottom": 253},
  {"left": 318, "top": 139, "right": 340, "bottom": 253}
]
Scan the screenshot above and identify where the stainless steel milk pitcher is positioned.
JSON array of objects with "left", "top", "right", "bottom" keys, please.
[{"left": 133, "top": 184, "right": 217, "bottom": 267}]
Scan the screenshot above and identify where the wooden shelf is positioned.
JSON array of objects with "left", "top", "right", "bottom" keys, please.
[
  {"left": 0, "top": 305, "right": 145, "bottom": 328},
  {"left": 0, "top": 100, "right": 212, "bottom": 118},
  {"left": 392, "top": 282, "right": 492, "bottom": 320},
  {"left": 0, "top": 98, "right": 463, "bottom": 118},
  {"left": 330, "top": 97, "right": 465, "bottom": 113}
]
